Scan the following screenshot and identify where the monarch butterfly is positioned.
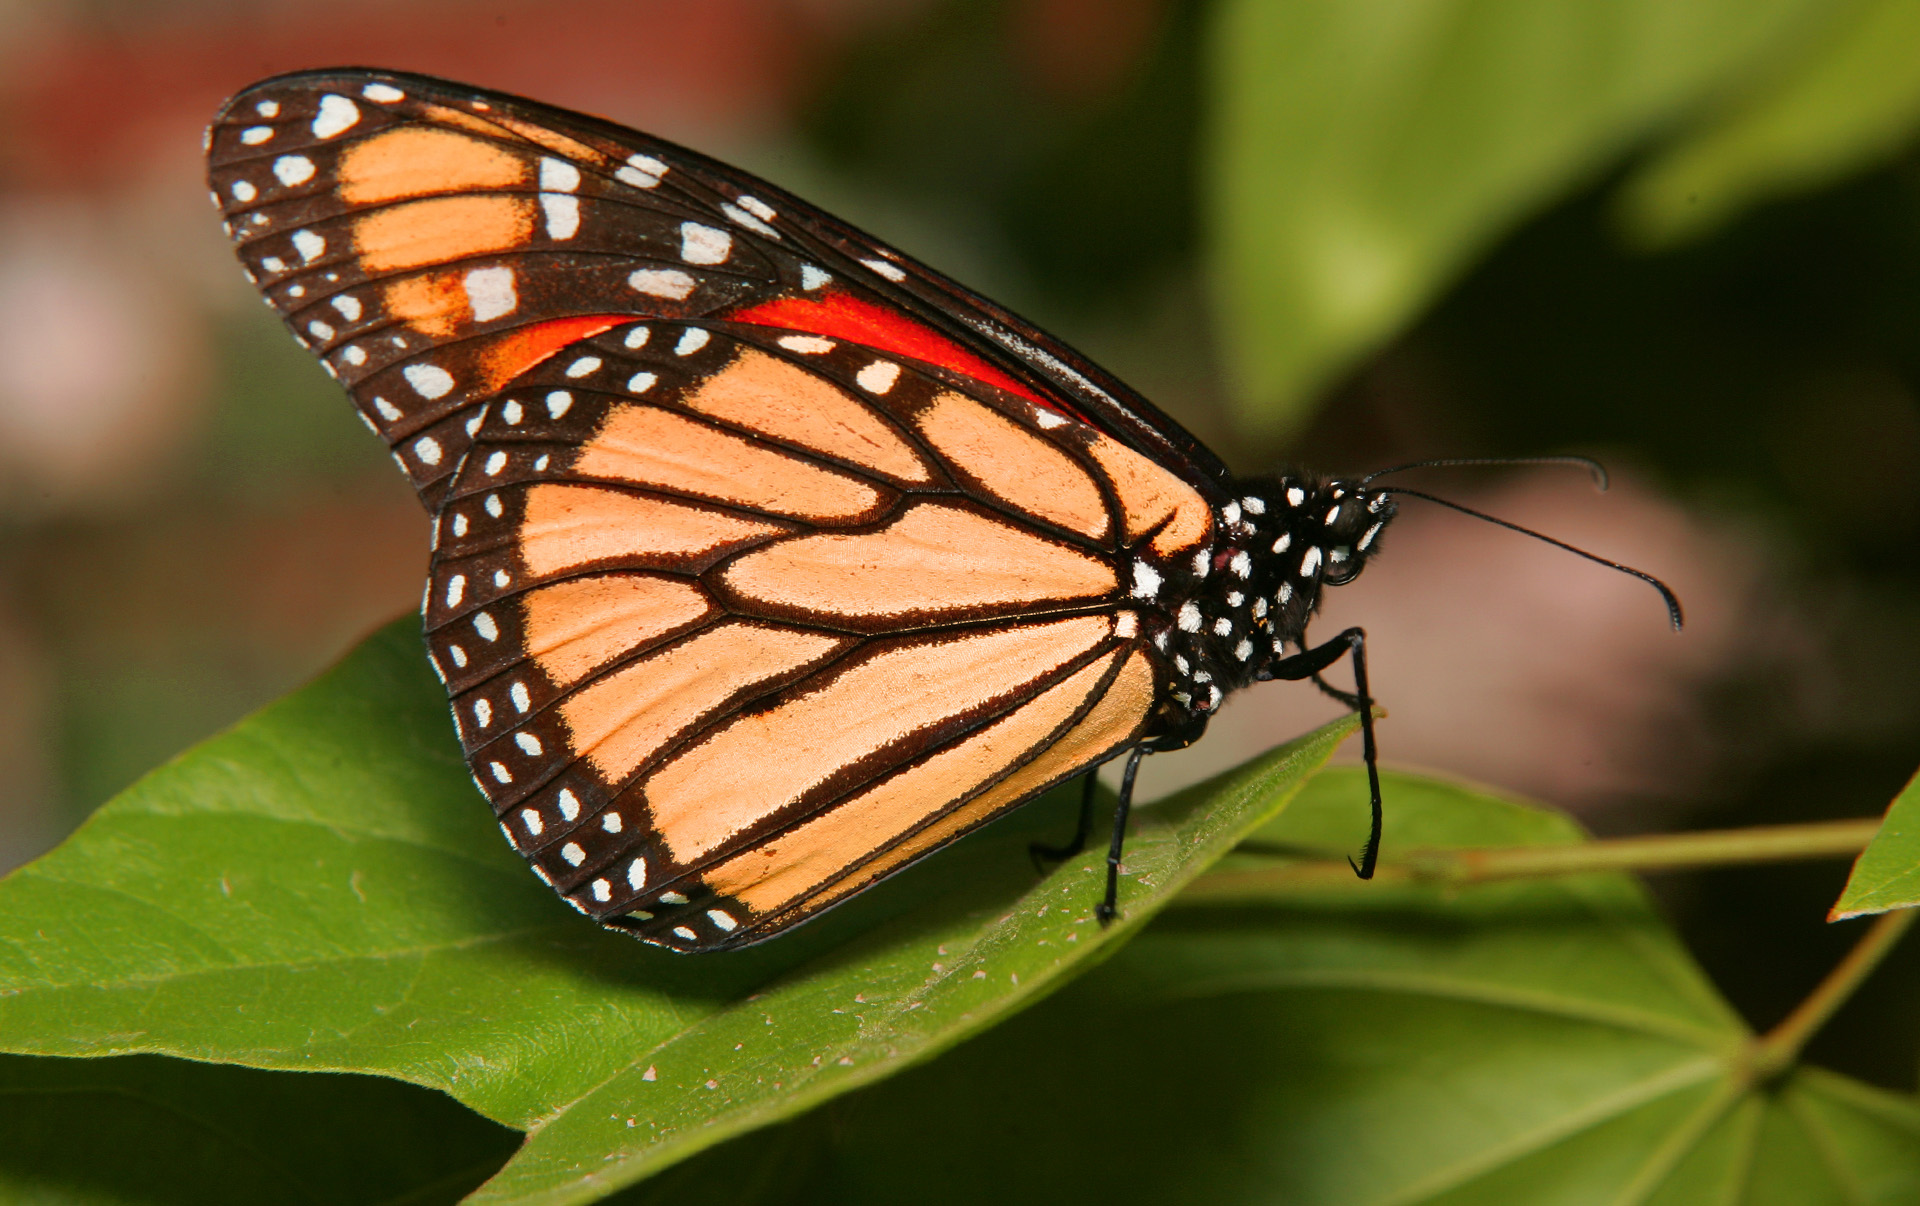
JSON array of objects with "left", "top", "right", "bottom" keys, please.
[{"left": 205, "top": 69, "right": 1679, "bottom": 952}]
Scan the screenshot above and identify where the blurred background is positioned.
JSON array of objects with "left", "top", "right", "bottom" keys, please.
[{"left": 0, "top": 0, "right": 1916, "bottom": 1082}]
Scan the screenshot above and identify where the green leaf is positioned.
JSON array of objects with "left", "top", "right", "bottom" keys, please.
[
  {"left": 1831, "top": 765, "right": 1920, "bottom": 920},
  {"left": 1205, "top": 0, "right": 1832, "bottom": 434},
  {"left": 0, "top": 1053, "right": 516, "bottom": 1205},
  {"left": 0, "top": 617, "right": 1352, "bottom": 1204},
  {"left": 615, "top": 769, "right": 1920, "bottom": 1204},
  {"left": 1619, "top": 0, "right": 1920, "bottom": 248}
]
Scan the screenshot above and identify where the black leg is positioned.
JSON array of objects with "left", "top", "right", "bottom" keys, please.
[
  {"left": 1267, "top": 627, "right": 1384, "bottom": 879},
  {"left": 1097, "top": 745, "right": 1149, "bottom": 925},
  {"left": 1030, "top": 770, "right": 1100, "bottom": 868},
  {"left": 1310, "top": 671, "right": 1361, "bottom": 710}
]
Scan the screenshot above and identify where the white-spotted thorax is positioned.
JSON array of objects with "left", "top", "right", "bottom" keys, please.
[{"left": 1143, "top": 473, "right": 1396, "bottom": 733}]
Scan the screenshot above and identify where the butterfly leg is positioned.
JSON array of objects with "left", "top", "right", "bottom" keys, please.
[
  {"left": 1309, "top": 671, "right": 1361, "bottom": 709},
  {"left": 1096, "top": 744, "right": 1151, "bottom": 925},
  {"left": 1266, "top": 627, "right": 1383, "bottom": 879},
  {"left": 1030, "top": 771, "right": 1100, "bottom": 868}
]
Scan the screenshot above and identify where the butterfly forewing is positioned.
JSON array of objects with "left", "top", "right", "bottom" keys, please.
[{"left": 208, "top": 69, "right": 1223, "bottom": 949}]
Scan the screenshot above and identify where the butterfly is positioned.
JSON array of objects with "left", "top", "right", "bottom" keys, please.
[{"left": 203, "top": 69, "right": 1495, "bottom": 952}]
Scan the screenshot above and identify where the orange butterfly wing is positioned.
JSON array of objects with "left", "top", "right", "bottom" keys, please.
[{"left": 207, "top": 71, "right": 1219, "bottom": 949}]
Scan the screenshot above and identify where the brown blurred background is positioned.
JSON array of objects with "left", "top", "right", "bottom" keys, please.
[{"left": 1, "top": 0, "right": 1916, "bottom": 1080}]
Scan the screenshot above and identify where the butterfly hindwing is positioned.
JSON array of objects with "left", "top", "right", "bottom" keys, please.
[
  {"left": 428, "top": 321, "right": 1182, "bottom": 948},
  {"left": 208, "top": 69, "right": 1225, "bottom": 949}
]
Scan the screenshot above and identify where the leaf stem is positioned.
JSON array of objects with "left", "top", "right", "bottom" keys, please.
[
  {"left": 1184, "top": 818, "right": 1882, "bottom": 899},
  {"left": 1744, "top": 908, "right": 1917, "bottom": 1083}
]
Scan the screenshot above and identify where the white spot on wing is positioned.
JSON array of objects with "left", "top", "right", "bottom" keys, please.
[
  {"left": 565, "top": 356, "right": 602, "bottom": 378},
  {"left": 562, "top": 842, "right": 585, "bottom": 867},
  {"left": 800, "top": 265, "right": 830, "bottom": 290},
  {"left": 311, "top": 94, "right": 360, "bottom": 138},
  {"left": 721, "top": 202, "right": 777, "bottom": 237},
  {"left": 708, "top": 909, "right": 738, "bottom": 932},
  {"left": 255, "top": 100, "right": 280, "bottom": 117},
  {"left": 592, "top": 879, "right": 612, "bottom": 903},
  {"left": 541, "top": 194, "right": 579, "bottom": 240},
  {"left": 446, "top": 575, "right": 466, "bottom": 607},
  {"left": 623, "top": 326, "right": 650, "bottom": 349},
  {"left": 629, "top": 268, "right": 695, "bottom": 299},
  {"left": 1130, "top": 560, "right": 1161, "bottom": 599},
  {"left": 627, "top": 372, "right": 657, "bottom": 393},
  {"left": 464, "top": 266, "right": 517, "bottom": 321},
  {"left": 515, "top": 732, "right": 542, "bottom": 755},
  {"left": 230, "top": 180, "right": 256, "bottom": 202},
  {"left": 1177, "top": 602, "right": 1202, "bottom": 632},
  {"left": 617, "top": 153, "right": 667, "bottom": 188},
  {"left": 484, "top": 450, "right": 507, "bottom": 475},
  {"left": 472, "top": 697, "right": 491, "bottom": 727},
  {"left": 558, "top": 788, "right": 581, "bottom": 821},
  {"left": 627, "top": 858, "right": 648, "bottom": 890},
  {"left": 777, "top": 335, "right": 834, "bottom": 354},
  {"left": 520, "top": 808, "right": 544, "bottom": 836},
  {"left": 241, "top": 126, "right": 274, "bottom": 145},
  {"left": 403, "top": 363, "right": 454, "bottom": 399},
  {"left": 539, "top": 157, "right": 581, "bottom": 192},
  {"left": 331, "top": 294, "right": 362, "bottom": 322},
  {"left": 374, "top": 397, "right": 402, "bottom": 422},
  {"left": 273, "top": 155, "right": 315, "bottom": 186},
  {"left": 473, "top": 611, "right": 499, "bottom": 641},
  {"left": 546, "top": 390, "right": 573, "bottom": 418},
  {"left": 502, "top": 399, "right": 523, "bottom": 424},
  {"left": 363, "top": 83, "right": 405, "bottom": 102},
  {"left": 861, "top": 257, "right": 907, "bottom": 282},
  {"left": 679, "top": 222, "right": 732, "bottom": 264},
  {"left": 412, "top": 436, "right": 442, "bottom": 466},
  {"left": 601, "top": 811, "right": 622, "bottom": 833},
  {"left": 675, "top": 328, "right": 709, "bottom": 356},
  {"left": 291, "top": 229, "right": 325, "bottom": 262},
  {"left": 856, "top": 361, "right": 900, "bottom": 394}
]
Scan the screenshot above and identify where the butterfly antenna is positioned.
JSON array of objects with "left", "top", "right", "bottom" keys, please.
[
  {"left": 1381, "top": 487, "right": 1684, "bottom": 631},
  {"left": 1360, "top": 455, "right": 1609, "bottom": 490}
]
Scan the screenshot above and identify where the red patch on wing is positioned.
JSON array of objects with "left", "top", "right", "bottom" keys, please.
[
  {"left": 727, "top": 291, "right": 1078, "bottom": 419},
  {"left": 479, "top": 315, "right": 627, "bottom": 390}
]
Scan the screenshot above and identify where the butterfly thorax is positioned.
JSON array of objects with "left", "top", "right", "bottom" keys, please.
[{"left": 1148, "top": 474, "right": 1395, "bottom": 726}]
